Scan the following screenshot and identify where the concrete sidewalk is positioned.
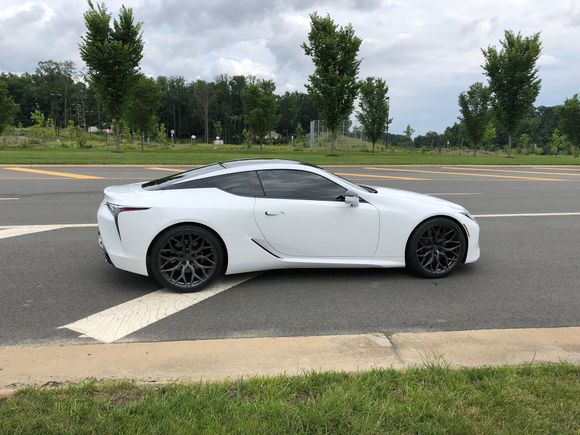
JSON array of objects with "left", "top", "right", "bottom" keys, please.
[{"left": 1, "top": 326, "right": 579, "bottom": 393}]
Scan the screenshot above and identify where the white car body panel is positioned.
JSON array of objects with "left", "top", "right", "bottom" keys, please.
[
  {"left": 97, "top": 161, "right": 480, "bottom": 277},
  {"left": 254, "top": 197, "right": 380, "bottom": 257}
]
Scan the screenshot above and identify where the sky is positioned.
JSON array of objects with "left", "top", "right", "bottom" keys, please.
[{"left": 1, "top": 0, "right": 579, "bottom": 135}]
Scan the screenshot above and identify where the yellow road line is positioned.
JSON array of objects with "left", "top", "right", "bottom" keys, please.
[
  {"left": 3, "top": 167, "right": 103, "bottom": 180},
  {"left": 364, "top": 167, "right": 564, "bottom": 182},
  {"left": 445, "top": 166, "right": 580, "bottom": 177},
  {"left": 335, "top": 172, "right": 429, "bottom": 181},
  {"left": 523, "top": 166, "right": 580, "bottom": 172},
  {"left": 147, "top": 167, "right": 186, "bottom": 172}
]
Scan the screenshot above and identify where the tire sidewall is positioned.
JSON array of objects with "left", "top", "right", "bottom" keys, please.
[
  {"left": 150, "top": 225, "right": 224, "bottom": 292},
  {"left": 406, "top": 217, "right": 467, "bottom": 279}
]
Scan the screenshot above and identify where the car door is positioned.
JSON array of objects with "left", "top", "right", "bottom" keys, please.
[{"left": 253, "top": 169, "right": 380, "bottom": 258}]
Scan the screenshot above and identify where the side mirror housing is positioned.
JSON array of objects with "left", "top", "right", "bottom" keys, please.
[{"left": 344, "top": 190, "right": 359, "bottom": 207}]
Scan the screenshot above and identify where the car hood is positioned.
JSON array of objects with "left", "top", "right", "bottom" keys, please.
[{"left": 371, "top": 186, "right": 467, "bottom": 212}]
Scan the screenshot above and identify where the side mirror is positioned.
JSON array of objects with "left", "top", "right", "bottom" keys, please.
[{"left": 344, "top": 190, "right": 359, "bottom": 207}]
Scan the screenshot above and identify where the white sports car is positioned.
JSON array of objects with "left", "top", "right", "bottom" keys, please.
[{"left": 97, "top": 159, "right": 480, "bottom": 292}]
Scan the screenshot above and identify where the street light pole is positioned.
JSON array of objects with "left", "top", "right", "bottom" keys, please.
[{"left": 385, "top": 96, "right": 390, "bottom": 149}]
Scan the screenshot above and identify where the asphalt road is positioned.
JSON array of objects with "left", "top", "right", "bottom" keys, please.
[{"left": 1, "top": 164, "right": 579, "bottom": 346}]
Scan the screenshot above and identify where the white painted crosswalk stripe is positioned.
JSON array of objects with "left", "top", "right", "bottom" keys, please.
[
  {"left": 0, "top": 223, "right": 98, "bottom": 240},
  {"left": 60, "top": 274, "right": 257, "bottom": 343}
]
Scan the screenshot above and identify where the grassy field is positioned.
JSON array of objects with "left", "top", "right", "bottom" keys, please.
[
  {"left": 1, "top": 364, "right": 578, "bottom": 434},
  {"left": 1, "top": 146, "right": 579, "bottom": 165}
]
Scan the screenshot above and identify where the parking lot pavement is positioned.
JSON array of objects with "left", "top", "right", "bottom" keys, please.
[{"left": 0, "top": 165, "right": 579, "bottom": 346}]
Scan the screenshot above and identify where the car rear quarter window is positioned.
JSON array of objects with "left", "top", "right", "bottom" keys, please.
[
  {"left": 257, "top": 169, "right": 346, "bottom": 201},
  {"left": 142, "top": 164, "right": 223, "bottom": 190},
  {"left": 165, "top": 171, "right": 265, "bottom": 197},
  {"left": 211, "top": 171, "right": 264, "bottom": 197}
]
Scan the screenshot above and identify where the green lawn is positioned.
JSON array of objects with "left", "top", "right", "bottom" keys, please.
[
  {"left": 1, "top": 364, "right": 578, "bottom": 434},
  {"left": 1, "top": 147, "right": 579, "bottom": 165}
]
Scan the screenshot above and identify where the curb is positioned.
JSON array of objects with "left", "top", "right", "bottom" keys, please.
[{"left": 1, "top": 327, "right": 579, "bottom": 391}]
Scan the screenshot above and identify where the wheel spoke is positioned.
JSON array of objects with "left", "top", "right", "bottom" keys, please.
[
  {"left": 415, "top": 223, "right": 462, "bottom": 274},
  {"left": 157, "top": 231, "right": 218, "bottom": 289}
]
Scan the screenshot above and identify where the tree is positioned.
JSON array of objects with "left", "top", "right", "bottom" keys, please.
[
  {"left": 302, "top": 13, "right": 362, "bottom": 156},
  {"left": 515, "top": 105, "right": 558, "bottom": 150},
  {"left": 276, "top": 91, "right": 301, "bottom": 138},
  {"left": 34, "top": 60, "right": 76, "bottom": 130},
  {"left": 295, "top": 122, "right": 304, "bottom": 148},
  {"left": 549, "top": 128, "right": 569, "bottom": 155},
  {"left": 482, "top": 30, "right": 541, "bottom": 156},
  {"left": 213, "top": 74, "right": 232, "bottom": 143},
  {"left": 403, "top": 124, "right": 415, "bottom": 146},
  {"left": 458, "top": 82, "right": 491, "bottom": 156},
  {"left": 482, "top": 122, "right": 497, "bottom": 150},
  {"left": 356, "top": 77, "right": 390, "bottom": 155},
  {"left": 156, "top": 76, "right": 191, "bottom": 139},
  {"left": 1, "top": 73, "right": 35, "bottom": 127},
  {"left": 80, "top": 1, "right": 144, "bottom": 152},
  {"left": 228, "top": 75, "right": 247, "bottom": 144},
  {"left": 242, "top": 78, "right": 279, "bottom": 150},
  {"left": 126, "top": 74, "right": 161, "bottom": 150},
  {"left": 557, "top": 94, "right": 580, "bottom": 151},
  {"left": 213, "top": 121, "right": 222, "bottom": 139},
  {"left": 0, "top": 81, "right": 19, "bottom": 134},
  {"left": 193, "top": 80, "right": 215, "bottom": 144}
]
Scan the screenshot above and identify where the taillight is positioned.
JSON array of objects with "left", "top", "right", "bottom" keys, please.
[{"left": 106, "top": 202, "right": 149, "bottom": 238}]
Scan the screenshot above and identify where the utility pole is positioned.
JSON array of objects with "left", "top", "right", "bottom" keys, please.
[
  {"left": 64, "top": 81, "right": 68, "bottom": 129},
  {"left": 385, "top": 96, "right": 390, "bottom": 149}
]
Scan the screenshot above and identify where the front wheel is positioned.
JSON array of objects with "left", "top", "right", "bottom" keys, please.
[
  {"left": 150, "top": 225, "right": 224, "bottom": 292},
  {"left": 406, "top": 218, "right": 466, "bottom": 278}
]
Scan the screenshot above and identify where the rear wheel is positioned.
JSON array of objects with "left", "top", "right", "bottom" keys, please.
[
  {"left": 150, "top": 225, "right": 224, "bottom": 292},
  {"left": 406, "top": 218, "right": 466, "bottom": 278}
]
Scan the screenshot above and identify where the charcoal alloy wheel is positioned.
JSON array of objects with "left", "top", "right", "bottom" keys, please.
[
  {"left": 150, "top": 225, "right": 224, "bottom": 292},
  {"left": 406, "top": 217, "right": 466, "bottom": 278}
]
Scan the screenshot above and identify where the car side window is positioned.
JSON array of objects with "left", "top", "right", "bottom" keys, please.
[
  {"left": 257, "top": 169, "right": 346, "bottom": 201},
  {"left": 211, "top": 171, "right": 265, "bottom": 197},
  {"left": 166, "top": 171, "right": 264, "bottom": 197}
]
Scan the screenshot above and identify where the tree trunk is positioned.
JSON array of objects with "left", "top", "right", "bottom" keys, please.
[
  {"left": 507, "top": 133, "right": 512, "bottom": 157},
  {"left": 372, "top": 141, "right": 376, "bottom": 155},
  {"left": 204, "top": 105, "right": 209, "bottom": 144},
  {"left": 141, "top": 133, "right": 144, "bottom": 152},
  {"left": 114, "top": 121, "right": 120, "bottom": 153},
  {"left": 328, "top": 130, "right": 338, "bottom": 156},
  {"left": 473, "top": 146, "right": 477, "bottom": 157}
]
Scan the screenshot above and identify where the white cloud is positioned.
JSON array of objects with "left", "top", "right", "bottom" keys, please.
[{"left": 1, "top": 0, "right": 579, "bottom": 134}]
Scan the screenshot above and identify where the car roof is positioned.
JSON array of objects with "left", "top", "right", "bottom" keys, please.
[
  {"left": 158, "top": 159, "right": 321, "bottom": 188},
  {"left": 220, "top": 158, "right": 303, "bottom": 168}
]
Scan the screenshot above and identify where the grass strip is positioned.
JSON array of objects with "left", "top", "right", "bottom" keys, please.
[
  {"left": 1, "top": 148, "right": 580, "bottom": 165},
  {"left": 1, "top": 363, "right": 578, "bottom": 434}
]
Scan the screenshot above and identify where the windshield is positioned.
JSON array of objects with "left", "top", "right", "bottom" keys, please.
[{"left": 142, "top": 164, "right": 223, "bottom": 190}]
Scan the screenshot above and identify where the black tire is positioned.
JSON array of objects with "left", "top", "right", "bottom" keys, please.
[
  {"left": 149, "top": 225, "right": 225, "bottom": 292},
  {"left": 405, "top": 217, "right": 466, "bottom": 279}
]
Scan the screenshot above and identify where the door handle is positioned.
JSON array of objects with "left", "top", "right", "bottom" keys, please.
[{"left": 265, "top": 211, "right": 285, "bottom": 216}]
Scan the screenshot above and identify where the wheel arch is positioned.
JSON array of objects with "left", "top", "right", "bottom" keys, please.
[
  {"left": 145, "top": 222, "right": 229, "bottom": 276},
  {"left": 405, "top": 215, "right": 469, "bottom": 265}
]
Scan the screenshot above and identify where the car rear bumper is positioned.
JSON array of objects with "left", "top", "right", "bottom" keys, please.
[
  {"left": 97, "top": 232, "right": 114, "bottom": 266},
  {"left": 97, "top": 201, "right": 149, "bottom": 276}
]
